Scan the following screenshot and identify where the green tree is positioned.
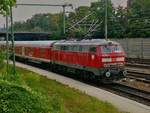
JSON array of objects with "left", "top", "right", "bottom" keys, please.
[
  {"left": 91, "top": 0, "right": 115, "bottom": 38},
  {"left": 67, "top": 6, "right": 91, "bottom": 39},
  {"left": 0, "top": 0, "right": 16, "bottom": 15},
  {"left": 13, "top": 13, "right": 65, "bottom": 39},
  {"left": 127, "top": 0, "right": 150, "bottom": 37},
  {"left": 112, "top": 6, "right": 128, "bottom": 38}
]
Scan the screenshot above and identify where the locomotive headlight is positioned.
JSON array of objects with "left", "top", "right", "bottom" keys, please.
[
  {"left": 102, "top": 58, "right": 112, "bottom": 62},
  {"left": 105, "top": 72, "right": 111, "bottom": 78},
  {"left": 116, "top": 57, "right": 125, "bottom": 61},
  {"left": 123, "top": 70, "right": 127, "bottom": 76}
]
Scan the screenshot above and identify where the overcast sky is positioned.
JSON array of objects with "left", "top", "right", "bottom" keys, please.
[{"left": 0, "top": 0, "right": 127, "bottom": 28}]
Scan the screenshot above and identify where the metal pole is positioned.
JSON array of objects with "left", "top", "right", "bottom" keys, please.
[
  {"left": 10, "top": 7, "right": 16, "bottom": 75},
  {"left": 17, "top": 3, "right": 70, "bottom": 7},
  {"left": 3, "top": 24, "right": 6, "bottom": 32},
  {"left": 105, "top": 0, "right": 108, "bottom": 40},
  {"left": 6, "top": 15, "right": 9, "bottom": 74},
  {"left": 63, "top": 5, "right": 66, "bottom": 35}
]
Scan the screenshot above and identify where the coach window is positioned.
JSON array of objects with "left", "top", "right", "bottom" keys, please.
[
  {"left": 53, "top": 45, "right": 59, "bottom": 50},
  {"left": 90, "top": 47, "right": 96, "bottom": 53},
  {"left": 54, "top": 45, "right": 57, "bottom": 50}
]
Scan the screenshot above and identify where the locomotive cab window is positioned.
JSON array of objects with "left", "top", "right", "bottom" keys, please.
[
  {"left": 113, "top": 45, "right": 122, "bottom": 53},
  {"left": 101, "top": 45, "right": 112, "bottom": 53},
  {"left": 90, "top": 47, "right": 96, "bottom": 53}
]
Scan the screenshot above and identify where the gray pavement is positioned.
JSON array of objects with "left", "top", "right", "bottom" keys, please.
[{"left": 14, "top": 62, "right": 150, "bottom": 113}]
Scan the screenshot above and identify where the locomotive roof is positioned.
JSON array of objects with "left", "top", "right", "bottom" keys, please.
[{"left": 54, "top": 39, "right": 119, "bottom": 46}]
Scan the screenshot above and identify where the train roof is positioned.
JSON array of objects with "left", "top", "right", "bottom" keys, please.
[
  {"left": 0, "top": 39, "right": 120, "bottom": 47},
  {"left": 15, "top": 41, "right": 57, "bottom": 47},
  {"left": 0, "top": 41, "right": 56, "bottom": 47},
  {"left": 54, "top": 39, "right": 119, "bottom": 46}
]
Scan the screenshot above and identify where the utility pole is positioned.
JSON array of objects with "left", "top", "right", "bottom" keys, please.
[
  {"left": 6, "top": 15, "right": 9, "bottom": 75},
  {"left": 10, "top": 7, "right": 16, "bottom": 75},
  {"left": 105, "top": 0, "right": 108, "bottom": 40},
  {"left": 63, "top": 5, "right": 66, "bottom": 35},
  {"left": 3, "top": 24, "right": 6, "bottom": 32}
]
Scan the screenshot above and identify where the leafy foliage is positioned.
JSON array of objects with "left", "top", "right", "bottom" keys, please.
[
  {"left": 12, "top": 0, "right": 150, "bottom": 39},
  {"left": 0, "top": 52, "right": 5, "bottom": 68},
  {"left": 127, "top": 0, "right": 150, "bottom": 37},
  {"left": 0, "top": 0, "right": 16, "bottom": 15},
  {"left": 0, "top": 65, "right": 125, "bottom": 113},
  {"left": 0, "top": 80, "right": 50, "bottom": 113}
]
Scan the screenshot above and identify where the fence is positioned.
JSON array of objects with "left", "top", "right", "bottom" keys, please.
[{"left": 113, "top": 38, "right": 150, "bottom": 59}]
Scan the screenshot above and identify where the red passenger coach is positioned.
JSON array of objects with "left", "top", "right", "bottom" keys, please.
[
  {"left": 14, "top": 41, "right": 56, "bottom": 62},
  {"left": 0, "top": 39, "right": 126, "bottom": 84}
]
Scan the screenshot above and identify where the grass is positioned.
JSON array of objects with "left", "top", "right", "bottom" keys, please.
[{"left": 0, "top": 65, "right": 127, "bottom": 113}]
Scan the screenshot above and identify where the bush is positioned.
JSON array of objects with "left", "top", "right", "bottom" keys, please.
[{"left": 0, "top": 80, "right": 50, "bottom": 113}]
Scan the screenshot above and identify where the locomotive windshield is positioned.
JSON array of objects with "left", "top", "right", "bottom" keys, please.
[
  {"left": 101, "top": 45, "right": 112, "bottom": 53},
  {"left": 101, "top": 45, "right": 123, "bottom": 53},
  {"left": 113, "top": 45, "right": 123, "bottom": 53}
]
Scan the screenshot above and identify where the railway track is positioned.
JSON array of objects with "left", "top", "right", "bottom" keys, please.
[
  {"left": 126, "top": 62, "right": 150, "bottom": 68},
  {"left": 108, "top": 83, "right": 150, "bottom": 106},
  {"left": 126, "top": 70, "right": 150, "bottom": 83},
  {"left": 126, "top": 58, "right": 150, "bottom": 65}
]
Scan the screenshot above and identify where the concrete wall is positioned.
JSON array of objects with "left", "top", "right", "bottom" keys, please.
[{"left": 113, "top": 38, "right": 150, "bottom": 59}]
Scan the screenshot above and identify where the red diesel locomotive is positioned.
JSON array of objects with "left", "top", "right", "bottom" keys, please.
[{"left": 0, "top": 39, "right": 126, "bottom": 83}]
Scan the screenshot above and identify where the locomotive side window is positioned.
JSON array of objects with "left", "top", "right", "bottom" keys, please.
[
  {"left": 79, "top": 45, "right": 82, "bottom": 52},
  {"left": 61, "top": 46, "right": 64, "bottom": 50},
  {"left": 68, "top": 45, "right": 77, "bottom": 52},
  {"left": 68, "top": 46, "right": 73, "bottom": 51},
  {"left": 90, "top": 47, "right": 96, "bottom": 53},
  {"left": 61, "top": 45, "right": 69, "bottom": 51},
  {"left": 84, "top": 46, "right": 90, "bottom": 52},
  {"left": 73, "top": 45, "right": 79, "bottom": 52},
  {"left": 79, "top": 45, "right": 89, "bottom": 52}
]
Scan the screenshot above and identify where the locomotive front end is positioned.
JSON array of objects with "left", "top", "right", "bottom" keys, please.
[{"left": 99, "top": 42, "right": 126, "bottom": 83}]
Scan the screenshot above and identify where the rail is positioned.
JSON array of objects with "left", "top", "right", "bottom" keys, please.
[{"left": 109, "top": 83, "right": 150, "bottom": 106}]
